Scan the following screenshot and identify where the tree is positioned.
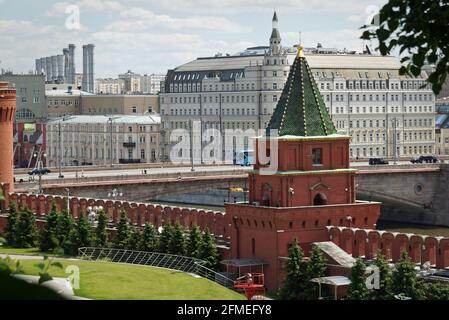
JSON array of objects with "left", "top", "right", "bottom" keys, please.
[
  {"left": 64, "top": 213, "right": 93, "bottom": 256},
  {"left": 279, "top": 239, "right": 308, "bottom": 300},
  {"left": 4, "top": 203, "right": 19, "bottom": 247},
  {"left": 158, "top": 223, "right": 173, "bottom": 253},
  {"left": 391, "top": 251, "right": 423, "bottom": 299},
  {"left": 347, "top": 258, "right": 370, "bottom": 300},
  {"left": 113, "top": 210, "right": 130, "bottom": 249},
  {"left": 16, "top": 209, "right": 38, "bottom": 248},
  {"left": 127, "top": 228, "right": 142, "bottom": 250},
  {"left": 199, "top": 229, "right": 219, "bottom": 270},
  {"left": 420, "top": 281, "right": 449, "bottom": 300},
  {"left": 186, "top": 225, "right": 202, "bottom": 258},
  {"left": 370, "top": 251, "right": 393, "bottom": 300},
  {"left": 56, "top": 208, "right": 73, "bottom": 248},
  {"left": 361, "top": 0, "right": 449, "bottom": 95},
  {"left": 75, "top": 213, "right": 93, "bottom": 249},
  {"left": 39, "top": 202, "right": 59, "bottom": 252},
  {"left": 95, "top": 209, "right": 108, "bottom": 247},
  {"left": 140, "top": 223, "right": 158, "bottom": 252},
  {"left": 168, "top": 223, "right": 186, "bottom": 255},
  {"left": 305, "top": 245, "right": 327, "bottom": 299}
]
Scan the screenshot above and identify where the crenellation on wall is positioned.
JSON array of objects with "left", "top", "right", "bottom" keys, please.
[
  {"left": 1, "top": 192, "right": 231, "bottom": 241},
  {"left": 327, "top": 226, "right": 449, "bottom": 269}
]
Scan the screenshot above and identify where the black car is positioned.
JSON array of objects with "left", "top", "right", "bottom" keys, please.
[
  {"left": 410, "top": 155, "right": 438, "bottom": 164},
  {"left": 368, "top": 158, "right": 389, "bottom": 165},
  {"left": 28, "top": 168, "right": 51, "bottom": 175}
]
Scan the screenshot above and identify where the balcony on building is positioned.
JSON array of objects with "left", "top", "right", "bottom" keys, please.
[{"left": 123, "top": 142, "right": 136, "bottom": 148}]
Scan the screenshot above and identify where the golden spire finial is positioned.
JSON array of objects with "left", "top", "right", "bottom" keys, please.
[{"left": 294, "top": 44, "right": 304, "bottom": 58}]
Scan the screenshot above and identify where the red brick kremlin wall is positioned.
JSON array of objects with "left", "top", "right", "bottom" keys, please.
[{"left": 2, "top": 186, "right": 449, "bottom": 270}]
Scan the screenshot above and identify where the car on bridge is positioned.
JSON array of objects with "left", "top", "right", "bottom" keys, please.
[
  {"left": 28, "top": 168, "right": 51, "bottom": 176},
  {"left": 410, "top": 155, "right": 439, "bottom": 164},
  {"left": 368, "top": 158, "right": 389, "bottom": 165}
]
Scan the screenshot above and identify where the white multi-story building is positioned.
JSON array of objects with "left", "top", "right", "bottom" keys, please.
[
  {"left": 95, "top": 78, "right": 125, "bottom": 94},
  {"left": 119, "top": 70, "right": 142, "bottom": 93},
  {"left": 159, "top": 12, "right": 435, "bottom": 161},
  {"left": 46, "top": 115, "right": 161, "bottom": 167},
  {"left": 141, "top": 74, "right": 165, "bottom": 94}
]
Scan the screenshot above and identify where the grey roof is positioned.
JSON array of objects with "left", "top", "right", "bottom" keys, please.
[
  {"left": 47, "top": 114, "right": 161, "bottom": 125},
  {"left": 174, "top": 52, "right": 403, "bottom": 73},
  {"left": 220, "top": 257, "right": 268, "bottom": 267},
  {"left": 46, "top": 89, "right": 93, "bottom": 97},
  {"left": 310, "top": 276, "right": 351, "bottom": 286},
  {"left": 313, "top": 241, "right": 355, "bottom": 268}
]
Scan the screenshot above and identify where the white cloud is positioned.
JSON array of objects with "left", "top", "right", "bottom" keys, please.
[
  {"left": 158, "top": 0, "right": 388, "bottom": 15},
  {"left": 46, "top": 0, "right": 125, "bottom": 16},
  {"left": 283, "top": 29, "right": 366, "bottom": 52},
  {"left": 47, "top": 1, "right": 247, "bottom": 33}
]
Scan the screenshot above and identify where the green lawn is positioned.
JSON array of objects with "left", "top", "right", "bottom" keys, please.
[
  {"left": 0, "top": 246, "right": 60, "bottom": 256},
  {"left": 0, "top": 247, "right": 45, "bottom": 255},
  {"left": 12, "top": 258, "right": 245, "bottom": 300}
]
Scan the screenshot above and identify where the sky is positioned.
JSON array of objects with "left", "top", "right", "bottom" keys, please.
[{"left": 0, "top": 0, "right": 387, "bottom": 78}]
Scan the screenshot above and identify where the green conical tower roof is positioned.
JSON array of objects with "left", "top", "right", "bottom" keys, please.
[{"left": 267, "top": 46, "right": 337, "bottom": 137}]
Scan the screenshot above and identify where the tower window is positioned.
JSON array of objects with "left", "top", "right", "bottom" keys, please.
[
  {"left": 313, "top": 193, "right": 328, "bottom": 206},
  {"left": 312, "top": 148, "right": 323, "bottom": 165}
]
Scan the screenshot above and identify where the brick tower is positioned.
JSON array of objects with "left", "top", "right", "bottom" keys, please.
[
  {"left": 0, "top": 82, "right": 16, "bottom": 192},
  {"left": 225, "top": 46, "right": 381, "bottom": 291}
]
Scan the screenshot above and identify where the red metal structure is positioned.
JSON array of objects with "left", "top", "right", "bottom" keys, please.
[{"left": 234, "top": 273, "right": 265, "bottom": 300}]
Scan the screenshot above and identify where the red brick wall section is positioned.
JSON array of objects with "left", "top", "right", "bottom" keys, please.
[
  {"left": 1, "top": 193, "right": 231, "bottom": 239},
  {"left": 326, "top": 227, "right": 449, "bottom": 269}
]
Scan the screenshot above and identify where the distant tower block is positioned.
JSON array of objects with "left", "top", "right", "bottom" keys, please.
[
  {"left": 82, "top": 44, "right": 95, "bottom": 93},
  {"left": 0, "top": 82, "right": 17, "bottom": 190}
]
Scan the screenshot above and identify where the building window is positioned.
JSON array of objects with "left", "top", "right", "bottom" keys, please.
[
  {"left": 312, "top": 148, "right": 323, "bottom": 165},
  {"left": 141, "top": 149, "right": 145, "bottom": 159},
  {"left": 132, "top": 106, "right": 137, "bottom": 113}
]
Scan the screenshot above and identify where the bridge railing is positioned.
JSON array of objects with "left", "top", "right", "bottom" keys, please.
[{"left": 78, "top": 247, "right": 235, "bottom": 289}]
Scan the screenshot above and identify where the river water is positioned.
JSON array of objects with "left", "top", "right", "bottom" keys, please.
[{"left": 149, "top": 200, "right": 449, "bottom": 238}]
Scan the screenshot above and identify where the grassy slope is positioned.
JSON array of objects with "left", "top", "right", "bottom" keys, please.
[
  {"left": 0, "top": 247, "right": 44, "bottom": 255},
  {"left": 16, "top": 259, "right": 245, "bottom": 300}
]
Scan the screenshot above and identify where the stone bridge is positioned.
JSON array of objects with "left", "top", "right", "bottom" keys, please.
[
  {"left": 28, "top": 164, "right": 449, "bottom": 226},
  {"left": 356, "top": 164, "right": 449, "bottom": 226}
]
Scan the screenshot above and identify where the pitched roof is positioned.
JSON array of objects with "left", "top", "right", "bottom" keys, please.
[{"left": 266, "top": 47, "right": 337, "bottom": 136}]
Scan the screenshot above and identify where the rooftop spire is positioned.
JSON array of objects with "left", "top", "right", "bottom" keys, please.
[
  {"left": 266, "top": 45, "right": 337, "bottom": 137},
  {"left": 272, "top": 10, "right": 279, "bottom": 30}
]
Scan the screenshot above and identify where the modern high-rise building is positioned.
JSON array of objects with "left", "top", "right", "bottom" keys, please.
[
  {"left": 36, "top": 44, "right": 76, "bottom": 84},
  {"left": 159, "top": 11, "right": 435, "bottom": 161},
  {"left": 119, "top": 70, "right": 142, "bottom": 93},
  {"left": 141, "top": 74, "right": 165, "bottom": 94},
  {"left": 82, "top": 44, "right": 95, "bottom": 93}
]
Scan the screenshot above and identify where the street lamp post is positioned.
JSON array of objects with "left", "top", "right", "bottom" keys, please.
[
  {"left": 34, "top": 152, "right": 47, "bottom": 194},
  {"left": 65, "top": 187, "right": 70, "bottom": 214},
  {"left": 391, "top": 117, "right": 399, "bottom": 165},
  {"left": 189, "top": 119, "right": 195, "bottom": 172},
  {"left": 108, "top": 117, "right": 113, "bottom": 168},
  {"left": 58, "top": 120, "right": 64, "bottom": 178}
]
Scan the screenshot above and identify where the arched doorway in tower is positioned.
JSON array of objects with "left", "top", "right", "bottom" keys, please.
[{"left": 313, "top": 193, "right": 328, "bottom": 206}]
